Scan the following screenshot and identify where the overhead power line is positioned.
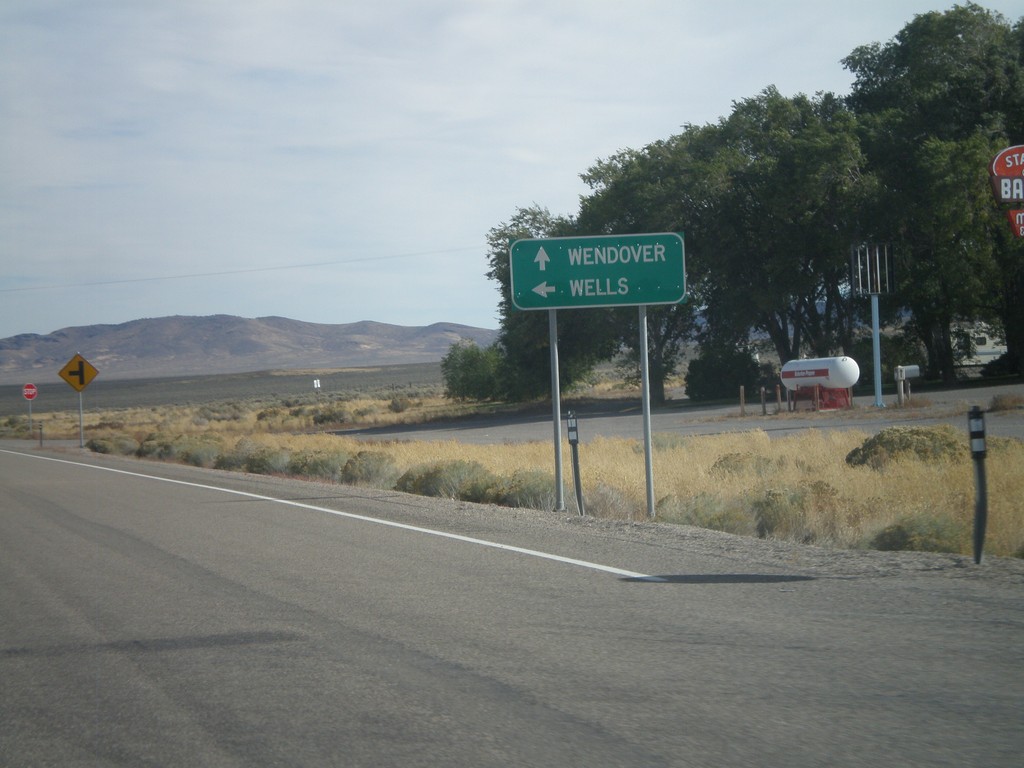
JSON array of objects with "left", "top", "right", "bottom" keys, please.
[{"left": 1, "top": 245, "right": 481, "bottom": 293}]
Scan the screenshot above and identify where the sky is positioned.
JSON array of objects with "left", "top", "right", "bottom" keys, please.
[{"left": 2, "top": 1, "right": 1022, "bottom": 339}]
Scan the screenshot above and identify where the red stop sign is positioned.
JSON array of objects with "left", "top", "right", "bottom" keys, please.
[{"left": 23, "top": 383, "right": 38, "bottom": 401}]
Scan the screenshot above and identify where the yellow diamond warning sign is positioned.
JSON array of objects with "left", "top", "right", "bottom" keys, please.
[{"left": 59, "top": 353, "right": 99, "bottom": 392}]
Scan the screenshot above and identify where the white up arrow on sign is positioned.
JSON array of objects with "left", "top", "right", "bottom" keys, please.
[{"left": 534, "top": 246, "right": 550, "bottom": 271}]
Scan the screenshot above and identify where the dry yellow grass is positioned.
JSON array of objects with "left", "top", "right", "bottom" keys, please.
[{"left": 12, "top": 398, "right": 1024, "bottom": 558}]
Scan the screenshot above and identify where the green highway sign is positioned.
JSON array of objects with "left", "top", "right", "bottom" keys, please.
[{"left": 509, "top": 232, "right": 685, "bottom": 310}]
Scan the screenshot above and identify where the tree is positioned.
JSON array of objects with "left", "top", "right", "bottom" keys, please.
[
  {"left": 843, "top": 3, "right": 1024, "bottom": 376},
  {"left": 484, "top": 206, "right": 620, "bottom": 401},
  {"left": 684, "top": 346, "right": 761, "bottom": 402},
  {"left": 611, "top": 305, "right": 694, "bottom": 405},
  {"left": 440, "top": 340, "right": 501, "bottom": 401},
  {"left": 696, "top": 88, "right": 870, "bottom": 364},
  {"left": 573, "top": 90, "right": 868, "bottom": 395},
  {"left": 576, "top": 135, "right": 708, "bottom": 404}
]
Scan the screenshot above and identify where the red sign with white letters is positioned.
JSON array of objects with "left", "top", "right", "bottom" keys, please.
[
  {"left": 22, "top": 383, "right": 38, "bottom": 400},
  {"left": 1008, "top": 209, "right": 1024, "bottom": 239},
  {"left": 991, "top": 145, "right": 1024, "bottom": 203}
]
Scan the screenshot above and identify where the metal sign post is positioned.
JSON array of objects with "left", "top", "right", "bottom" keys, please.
[
  {"left": 22, "top": 383, "right": 37, "bottom": 434},
  {"left": 58, "top": 353, "right": 99, "bottom": 448},
  {"left": 548, "top": 309, "right": 565, "bottom": 512},
  {"left": 510, "top": 232, "right": 686, "bottom": 520},
  {"left": 639, "top": 306, "right": 656, "bottom": 518},
  {"left": 870, "top": 293, "right": 884, "bottom": 407},
  {"left": 851, "top": 243, "right": 894, "bottom": 408}
]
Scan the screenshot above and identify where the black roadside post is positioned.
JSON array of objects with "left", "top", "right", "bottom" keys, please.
[
  {"left": 968, "top": 406, "right": 988, "bottom": 564},
  {"left": 566, "top": 411, "right": 585, "bottom": 517}
]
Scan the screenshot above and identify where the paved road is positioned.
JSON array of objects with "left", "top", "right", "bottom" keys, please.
[
  {"left": 2, "top": 444, "right": 1022, "bottom": 766},
  {"left": 342, "top": 381, "right": 1024, "bottom": 444}
]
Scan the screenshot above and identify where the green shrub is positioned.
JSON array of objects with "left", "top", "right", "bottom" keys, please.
[
  {"left": 86, "top": 436, "right": 139, "bottom": 456},
  {"left": 312, "top": 406, "right": 349, "bottom": 426},
  {"left": 389, "top": 396, "right": 413, "bottom": 413},
  {"left": 197, "top": 403, "right": 245, "bottom": 422},
  {"left": 287, "top": 450, "right": 349, "bottom": 481},
  {"left": 396, "top": 460, "right": 496, "bottom": 500},
  {"left": 214, "top": 452, "right": 245, "bottom": 471},
  {"left": 684, "top": 347, "right": 761, "bottom": 401},
  {"left": 177, "top": 439, "right": 222, "bottom": 467},
  {"left": 137, "top": 433, "right": 173, "bottom": 459},
  {"left": 214, "top": 438, "right": 260, "bottom": 471},
  {"left": 870, "top": 513, "right": 967, "bottom": 553},
  {"left": 845, "top": 425, "right": 965, "bottom": 468},
  {"left": 137, "top": 433, "right": 221, "bottom": 464},
  {"left": 441, "top": 340, "right": 502, "bottom": 401},
  {"left": 753, "top": 488, "right": 813, "bottom": 542},
  {"left": 0, "top": 416, "right": 29, "bottom": 437},
  {"left": 711, "top": 452, "right": 775, "bottom": 477},
  {"left": 489, "top": 469, "right": 561, "bottom": 511},
  {"left": 244, "top": 447, "right": 291, "bottom": 475},
  {"left": 578, "top": 483, "right": 634, "bottom": 518},
  {"left": 88, "top": 420, "right": 125, "bottom": 431},
  {"left": 341, "top": 450, "right": 399, "bottom": 487},
  {"left": 658, "top": 493, "right": 757, "bottom": 536}
]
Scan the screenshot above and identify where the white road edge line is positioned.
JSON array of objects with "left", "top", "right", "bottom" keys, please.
[{"left": 1, "top": 449, "right": 661, "bottom": 581}]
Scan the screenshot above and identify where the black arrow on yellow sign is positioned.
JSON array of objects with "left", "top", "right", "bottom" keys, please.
[{"left": 59, "top": 353, "right": 99, "bottom": 392}]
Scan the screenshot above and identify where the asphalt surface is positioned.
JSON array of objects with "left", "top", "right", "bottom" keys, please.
[
  {"left": 340, "top": 381, "right": 1024, "bottom": 444},
  {"left": 1, "top": 444, "right": 1022, "bottom": 766}
]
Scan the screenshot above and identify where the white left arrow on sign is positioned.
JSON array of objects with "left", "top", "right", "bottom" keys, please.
[{"left": 532, "top": 282, "right": 556, "bottom": 298}]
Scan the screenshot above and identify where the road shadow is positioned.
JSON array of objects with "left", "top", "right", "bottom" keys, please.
[{"left": 621, "top": 574, "right": 815, "bottom": 584}]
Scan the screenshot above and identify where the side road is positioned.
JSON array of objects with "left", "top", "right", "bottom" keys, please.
[{"left": 340, "top": 381, "right": 1024, "bottom": 445}]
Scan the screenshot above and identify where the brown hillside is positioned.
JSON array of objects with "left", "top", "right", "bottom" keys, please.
[{"left": 0, "top": 315, "right": 497, "bottom": 384}]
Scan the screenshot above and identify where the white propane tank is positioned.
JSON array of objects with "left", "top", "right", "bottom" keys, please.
[{"left": 780, "top": 357, "right": 860, "bottom": 391}]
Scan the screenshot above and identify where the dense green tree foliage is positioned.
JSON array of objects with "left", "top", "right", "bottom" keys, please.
[
  {"left": 683, "top": 347, "right": 761, "bottom": 402},
  {"left": 483, "top": 206, "right": 621, "bottom": 401},
  {"left": 468, "top": 4, "right": 1024, "bottom": 403},
  {"left": 574, "top": 88, "right": 870, "bottom": 388},
  {"left": 440, "top": 340, "right": 502, "bottom": 401},
  {"left": 576, "top": 134, "right": 710, "bottom": 403},
  {"left": 698, "top": 88, "right": 870, "bottom": 362},
  {"left": 844, "top": 2, "right": 1024, "bottom": 378}
]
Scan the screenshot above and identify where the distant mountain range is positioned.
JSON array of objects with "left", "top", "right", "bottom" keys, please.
[{"left": 0, "top": 315, "right": 498, "bottom": 384}]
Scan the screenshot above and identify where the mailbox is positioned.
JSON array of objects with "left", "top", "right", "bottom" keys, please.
[
  {"left": 894, "top": 364, "right": 921, "bottom": 406},
  {"left": 894, "top": 365, "right": 920, "bottom": 381}
]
